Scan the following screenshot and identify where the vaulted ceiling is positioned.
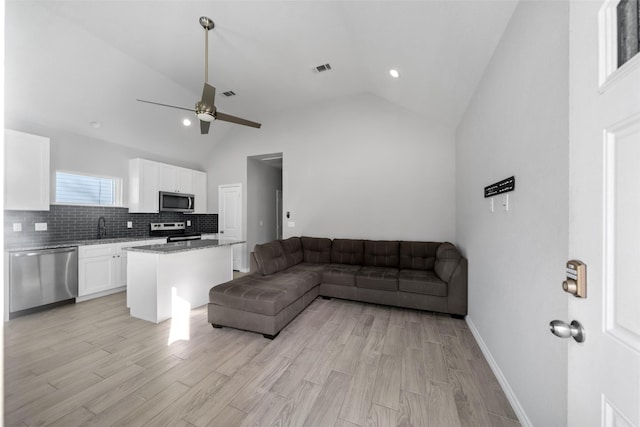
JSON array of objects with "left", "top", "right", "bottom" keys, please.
[{"left": 5, "top": 1, "right": 517, "bottom": 164}]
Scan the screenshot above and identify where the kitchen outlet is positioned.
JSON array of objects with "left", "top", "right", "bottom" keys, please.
[
  {"left": 12, "top": 223, "right": 22, "bottom": 232},
  {"left": 186, "top": 220, "right": 191, "bottom": 227},
  {"left": 35, "top": 222, "right": 47, "bottom": 231},
  {"left": 287, "top": 221, "right": 296, "bottom": 228},
  {"left": 127, "top": 221, "right": 133, "bottom": 229}
]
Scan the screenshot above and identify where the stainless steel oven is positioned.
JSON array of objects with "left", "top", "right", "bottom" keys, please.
[
  {"left": 159, "top": 191, "right": 194, "bottom": 213},
  {"left": 150, "top": 222, "right": 201, "bottom": 242}
]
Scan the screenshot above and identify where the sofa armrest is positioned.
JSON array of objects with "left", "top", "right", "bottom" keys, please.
[{"left": 446, "top": 256, "right": 468, "bottom": 316}]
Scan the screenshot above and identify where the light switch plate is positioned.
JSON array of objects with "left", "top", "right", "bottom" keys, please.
[
  {"left": 186, "top": 220, "right": 191, "bottom": 227},
  {"left": 35, "top": 222, "right": 47, "bottom": 231},
  {"left": 287, "top": 221, "right": 296, "bottom": 228},
  {"left": 13, "top": 223, "right": 22, "bottom": 232},
  {"left": 127, "top": 221, "right": 133, "bottom": 229},
  {"left": 503, "top": 194, "right": 509, "bottom": 211}
]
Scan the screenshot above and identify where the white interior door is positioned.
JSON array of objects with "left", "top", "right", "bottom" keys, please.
[
  {"left": 218, "top": 184, "right": 243, "bottom": 271},
  {"left": 568, "top": 1, "right": 640, "bottom": 426}
]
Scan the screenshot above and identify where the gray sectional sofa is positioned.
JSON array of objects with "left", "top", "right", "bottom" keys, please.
[{"left": 208, "top": 236, "right": 467, "bottom": 338}]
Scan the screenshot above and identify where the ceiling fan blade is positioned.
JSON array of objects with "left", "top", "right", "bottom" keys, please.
[
  {"left": 200, "top": 120, "right": 211, "bottom": 135},
  {"left": 201, "top": 83, "right": 216, "bottom": 109},
  {"left": 136, "top": 99, "right": 195, "bottom": 112},
  {"left": 215, "top": 111, "right": 262, "bottom": 129}
]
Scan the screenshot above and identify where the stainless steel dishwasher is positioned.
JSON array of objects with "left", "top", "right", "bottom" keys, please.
[{"left": 9, "top": 246, "right": 78, "bottom": 318}]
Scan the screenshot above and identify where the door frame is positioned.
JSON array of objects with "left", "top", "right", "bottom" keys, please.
[{"left": 218, "top": 183, "right": 246, "bottom": 272}]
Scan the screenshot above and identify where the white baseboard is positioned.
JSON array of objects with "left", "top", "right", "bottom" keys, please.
[
  {"left": 76, "top": 286, "right": 125, "bottom": 303},
  {"left": 465, "top": 316, "right": 533, "bottom": 427}
]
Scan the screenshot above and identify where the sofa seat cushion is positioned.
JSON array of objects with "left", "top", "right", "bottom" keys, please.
[
  {"left": 287, "top": 262, "right": 328, "bottom": 273},
  {"left": 355, "top": 266, "right": 399, "bottom": 291},
  {"left": 398, "top": 269, "right": 447, "bottom": 297},
  {"left": 209, "top": 270, "right": 320, "bottom": 316},
  {"left": 322, "top": 264, "right": 362, "bottom": 286}
]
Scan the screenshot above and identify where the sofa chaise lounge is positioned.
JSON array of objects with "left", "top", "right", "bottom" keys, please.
[{"left": 208, "top": 236, "right": 467, "bottom": 338}]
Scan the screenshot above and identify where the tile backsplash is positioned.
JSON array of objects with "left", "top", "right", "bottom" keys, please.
[{"left": 4, "top": 205, "right": 217, "bottom": 246}]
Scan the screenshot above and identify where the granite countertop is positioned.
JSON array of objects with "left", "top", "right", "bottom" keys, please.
[
  {"left": 125, "top": 239, "right": 245, "bottom": 254},
  {"left": 4, "top": 233, "right": 221, "bottom": 252},
  {"left": 4, "top": 236, "right": 168, "bottom": 252}
]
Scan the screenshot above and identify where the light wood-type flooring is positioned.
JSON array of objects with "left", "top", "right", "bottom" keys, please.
[{"left": 5, "top": 292, "right": 521, "bottom": 426}]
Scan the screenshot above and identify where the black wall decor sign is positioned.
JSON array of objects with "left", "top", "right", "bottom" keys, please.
[{"left": 484, "top": 176, "right": 515, "bottom": 198}]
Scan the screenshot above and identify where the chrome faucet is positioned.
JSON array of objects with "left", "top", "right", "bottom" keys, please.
[{"left": 97, "top": 216, "right": 107, "bottom": 239}]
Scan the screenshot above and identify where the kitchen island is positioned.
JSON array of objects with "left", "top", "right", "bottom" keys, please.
[{"left": 125, "top": 239, "right": 244, "bottom": 323}]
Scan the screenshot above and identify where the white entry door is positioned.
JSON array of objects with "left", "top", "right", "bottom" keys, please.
[
  {"left": 568, "top": 1, "right": 640, "bottom": 426},
  {"left": 218, "top": 184, "right": 243, "bottom": 271}
]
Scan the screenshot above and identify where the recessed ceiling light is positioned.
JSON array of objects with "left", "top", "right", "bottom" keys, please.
[
  {"left": 89, "top": 121, "right": 101, "bottom": 129},
  {"left": 389, "top": 69, "right": 400, "bottom": 78},
  {"left": 182, "top": 118, "right": 192, "bottom": 127}
]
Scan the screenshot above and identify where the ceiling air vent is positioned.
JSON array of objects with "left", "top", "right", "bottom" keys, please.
[
  {"left": 314, "top": 63, "right": 332, "bottom": 73},
  {"left": 222, "top": 90, "right": 236, "bottom": 97}
]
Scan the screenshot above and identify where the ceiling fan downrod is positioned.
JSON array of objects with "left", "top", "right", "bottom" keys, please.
[{"left": 199, "top": 16, "right": 215, "bottom": 83}]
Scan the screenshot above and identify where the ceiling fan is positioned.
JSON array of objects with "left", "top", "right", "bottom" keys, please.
[{"left": 136, "top": 16, "right": 261, "bottom": 134}]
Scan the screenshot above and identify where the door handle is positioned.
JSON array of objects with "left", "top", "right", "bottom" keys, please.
[{"left": 549, "top": 320, "right": 585, "bottom": 343}]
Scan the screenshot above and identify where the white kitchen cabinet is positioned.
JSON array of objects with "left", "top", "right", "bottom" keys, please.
[
  {"left": 130, "top": 158, "right": 206, "bottom": 213},
  {"left": 192, "top": 171, "right": 208, "bottom": 213},
  {"left": 79, "top": 239, "right": 164, "bottom": 301},
  {"left": 129, "top": 159, "right": 159, "bottom": 213},
  {"left": 4, "top": 129, "right": 50, "bottom": 211},
  {"left": 78, "top": 243, "right": 123, "bottom": 299},
  {"left": 159, "top": 164, "right": 193, "bottom": 194}
]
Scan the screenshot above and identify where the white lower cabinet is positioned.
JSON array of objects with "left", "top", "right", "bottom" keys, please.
[
  {"left": 78, "top": 243, "right": 124, "bottom": 298},
  {"left": 79, "top": 239, "right": 164, "bottom": 300}
]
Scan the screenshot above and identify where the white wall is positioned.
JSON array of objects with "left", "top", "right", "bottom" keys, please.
[
  {"left": 206, "top": 92, "right": 456, "bottom": 265},
  {"left": 456, "top": 2, "right": 569, "bottom": 426},
  {"left": 247, "top": 157, "right": 282, "bottom": 255},
  {"left": 5, "top": 119, "right": 204, "bottom": 206}
]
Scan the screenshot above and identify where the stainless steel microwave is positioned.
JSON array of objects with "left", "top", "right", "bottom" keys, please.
[{"left": 159, "top": 191, "right": 194, "bottom": 213}]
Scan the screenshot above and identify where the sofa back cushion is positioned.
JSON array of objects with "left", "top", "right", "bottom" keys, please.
[
  {"left": 363, "top": 240, "right": 400, "bottom": 268},
  {"left": 331, "top": 239, "right": 364, "bottom": 265},
  {"left": 301, "top": 236, "right": 332, "bottom": 263},
  {"left": 280, "top": 237, "right": 303, "bottom": 268},
  {"left": 399, "top": 241, "right": 439, "bottom": 270},
  {"left": 434, "top": 242, "right": 462, "bottom": 282},
  {"left": 253, "top": 240, "right": 288, "bottom": 275}
]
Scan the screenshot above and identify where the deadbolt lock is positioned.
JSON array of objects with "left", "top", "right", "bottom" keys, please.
[{"left": 563, "top": 260, "right": 586, "bottom": 298}]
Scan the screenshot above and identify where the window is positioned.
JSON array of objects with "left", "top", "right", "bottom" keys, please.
[
  {"left": 618, "top": 0, "right": 640, "bottom": 67},
  {"left": 55, "top": 171, "right": 122, "bottom": 206}
]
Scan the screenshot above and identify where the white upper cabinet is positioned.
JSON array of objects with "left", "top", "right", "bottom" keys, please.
[
  {"left": 4, "top": 129, "right": 50, "bottom": 211},
  {"left": 129, "top": 158, "right": 159, "bottom": 213},
  {"left": 192, "top": 171, "right": 208, "bottom": 214},
  {"left": 177, "top": 168, "right": 193, "bottom": 194},
  {"left": 159, "top": 164, "right": 194, "bottom": 194},
  {"left": 129, "top": 158, "right": 207, "bottom": 213}
]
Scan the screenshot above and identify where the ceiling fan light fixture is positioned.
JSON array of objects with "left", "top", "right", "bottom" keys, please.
[{"left": 197, "top": 112, "right": 215, "bottom": 122}]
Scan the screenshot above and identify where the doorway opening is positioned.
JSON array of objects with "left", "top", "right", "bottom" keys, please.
[{"left": 247, "top": 153, "right": 283, "bottom": 267}]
